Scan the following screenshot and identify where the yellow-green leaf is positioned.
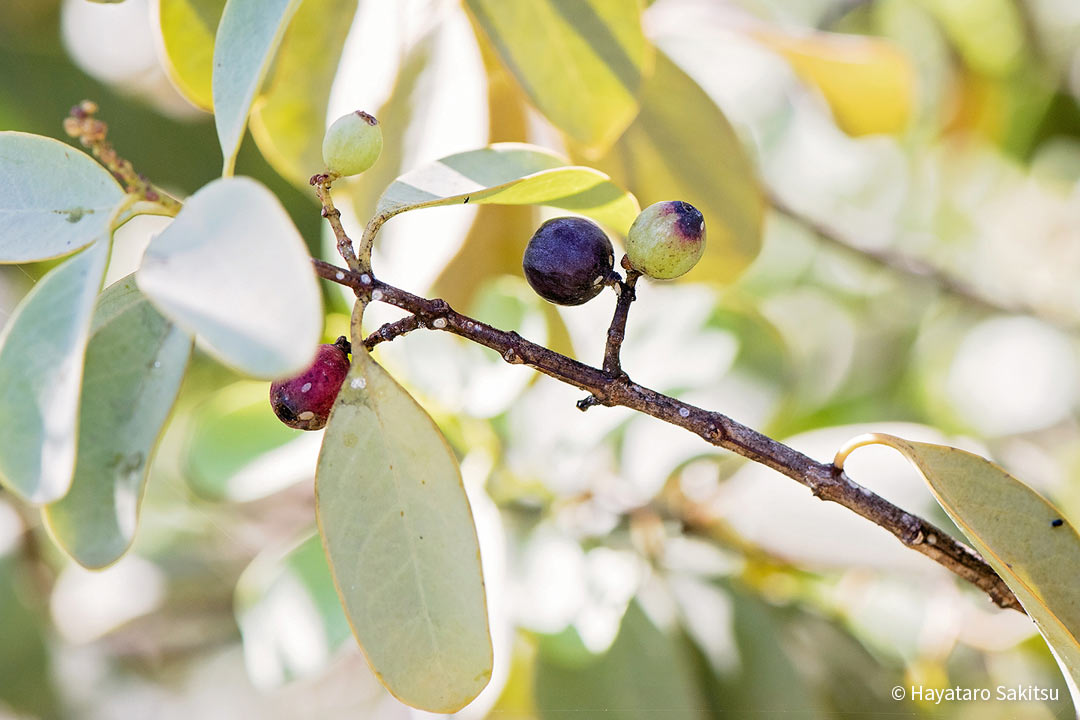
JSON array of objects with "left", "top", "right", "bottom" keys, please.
[
  {"left": 465, "top": 0, "right": 651, "bottom": 152},
  {"left": 212, "top": 0, "right": 303, "bottom": 175},
  {"left": 372, "top": 143, "right": 639, "bottom": 235},
  {"left": 152, "top": 0, "right": 225, "bottom": 111},
  {"left": 835, "top": 433, "right": 1080, "bottom": 703},
  {"left": 249, "top": 0, "right": 359, "bottom": 186},
  {"left": 751, "top": 29, "right": 915, "bottom": 137},
  {"left": 592, "top": 52, "right": 764, "bottom": 283},
  {"left": 316, "top": 310, "right": 492, "bottom": 713},
  {"left": 43, "top": 276, "right": 191, "bottom": 569}
]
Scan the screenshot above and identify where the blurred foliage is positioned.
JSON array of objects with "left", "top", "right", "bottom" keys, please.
[{"left": 1, "top": 0, "right": 1080, "bottom": 717}]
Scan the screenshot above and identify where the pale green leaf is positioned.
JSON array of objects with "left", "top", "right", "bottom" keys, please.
[
  {"left": 0, "top": 132, "right": 125, "bottom": 263},
  {"left": 0, "top": 241, "right": 110, "bottom": 503},
  {"left": 835, "top": 433, "right": 1080, "bottom": 706},
  {"left": 43, "top": 276, "right": 191, "bottom": 569},
  {"left": 316, "top": 333, "right": 492, "bottom": 713},
  {"left": 372, "top": 143, "right": 639, "bottom": 234},
  {"left": 136, "top": 177, "right": 322, "bottom": 380},
  {"left": 185, "top": 380, "right": 320, "bottom": 502},
  {"left": 592, "top": 52, "right": 764, "bottom": 283},
  {"left": 535, "top": 602, "right": 703, "bottom": 719},
  {"left": 212, "top": 0, "right": 302, "bottom": 175},
  {"left": 236, "top": 532, "right": 351, "bottom": 688},
  {"left": 466, "top": 0, "right": 650, "bottom": 151},
  {"left": 152, "top": 0, "right": 226, "bottom": 111},
  {"left": 250, "top": 0, "right": 358, "bottom": 186}
]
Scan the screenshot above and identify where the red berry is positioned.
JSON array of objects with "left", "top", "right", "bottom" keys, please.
[{"left": 269, "top": 337, "right": 351, "bottom": 430}]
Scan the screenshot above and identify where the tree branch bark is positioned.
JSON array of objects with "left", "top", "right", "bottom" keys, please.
[{"left": 312, "top": 257, "right": 1024, "bottom": 614}]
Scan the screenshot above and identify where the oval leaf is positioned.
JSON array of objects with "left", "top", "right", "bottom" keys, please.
[
  {"left": 373, "top": 143, "right": 639, "bottom": 234},
  {"left": 316, "top": 334, "right": 492, "bottom": 712},
  {"left": 153, "top": 0, "right": 226, "bottom": 111},
  {"left": 236, "top": 532, "right": 351, "bottom": 688},
  {"left": 752, "top": 29, "right": 914, "bottom": 136},
  {"left": 136, "top": 176, "right": 322, "bottom": 380},
  {"left": 591, "top": 52, "right": 764, "bottom": 284},
  {"left": 0, "top": 132, "right": 125, "bottom": 263},
  {"left": 249, "top": 0, "right": 358, "bottom": 186},
  {"left": 466, "top": 0, "right": 650, "bottom": 152},
  {"left": 835, "top": 433, "right": 1080, "bottom": 701},
  {"left": 212, "top": 0, "right": 302, "bottom": 175},
  {"left": 43, "top": 276, "right": 191, "bottom": 569},
  {"left": 0, "top": 241, "right": 110, "bottom": 503}
]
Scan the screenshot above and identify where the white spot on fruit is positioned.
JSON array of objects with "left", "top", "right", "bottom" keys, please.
[
  {"left": 298, "top": 411, "right": 315, "bottom": 421},
  {"left": 301, "top": 382, "right": 312, "bottom": 393}
]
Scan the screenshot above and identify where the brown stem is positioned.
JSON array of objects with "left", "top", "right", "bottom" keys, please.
[
  {"left": 364, "top": 315, "right": 422, "bottom": 350},
  {"left": 312, "top": 257, "right": 1023, "bottom": 613},
  {"left": 310, "top": 173, "right": 360, "bottom": 271},
  {"left": 63, "top": 100, "right": 181, "bottom": 212},
  {"left": 603, "top": 257, "right": 641, "bottom": 377}
]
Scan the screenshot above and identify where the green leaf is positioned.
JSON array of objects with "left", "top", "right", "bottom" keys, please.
[
  {"left": 185, "top": 380, "right": 320, "bottom": 502},
  {"left": 835, "top": 433, "right": 1080, "bottom": 706},
  {"left": 316, "top": 331, "right": 492, "bottom": 713},
  {"left": 372, "top": 143, "right": 639, "bottom": 234},
  {"left": 535, "top": 601, "right": 703, "bottom": 719},
  {"left": 0, "top": 240, "right": 109, "bottom": 503},
  {"left": 0, "top": 132, "right": 125, "bottom": 263},
  {"left": 249, "top": 0, "right": 358, "bottom": 186},
  {"left": 153, "top": 0, "right": 226, "bottom": 111},
  {"left": 136, "top": 176, "right": 322, "bottom": 380},
  {"left": 236, "top": 532, "right": 351, "bottom": 688},
  {"left": 42, "top": 276, "right": 191, "bottom": 569},
  {"left": 592, "top": 52, "right": 764, "bottom": 283},
  {"left": 212, "top": 0, "right": 303, "bottom": 175},
  {"left": 466, "top": 0, "right": 651, "bottom": 151}
]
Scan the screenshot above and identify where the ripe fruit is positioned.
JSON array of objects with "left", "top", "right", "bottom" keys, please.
[
  {"left": 270, "top": 337, "right": 351, "bottom": 430},
  {"left": 522, "top": 217, "right": 615, "bottom": 305},
  {"left": 625, "top": 201, "right": 706, "bottom": 280},
  {"left": 322, "top": 111, "right": 383, "bottom": 177}
]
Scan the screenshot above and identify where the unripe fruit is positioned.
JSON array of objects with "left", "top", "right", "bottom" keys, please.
[
  {"left": 269, "top": 337, "right": 351, "bottom": 430},
  {"left": 322, "top": 111, "right": 383, "bottom": 177},
  {"left": 625, "top": 200, "right": 706, "bottom": 280},
  {"left": 522, "top": 217, "right": 615, "bottom": 306}
]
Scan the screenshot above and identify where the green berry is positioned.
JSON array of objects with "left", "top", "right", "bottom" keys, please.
[
  {"left": 322, "top": 111, "right": 383, "bottom": 177},
  {"left": 625, "top": 201, "right": 706, "bottom": 280},
  {"left": 522, "top": 217, "right": 615, "bottom": 305}
]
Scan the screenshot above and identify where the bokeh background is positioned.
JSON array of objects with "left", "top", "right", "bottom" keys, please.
[{"left": 2, "top": 0, "right": 1080, "bottom": 718}]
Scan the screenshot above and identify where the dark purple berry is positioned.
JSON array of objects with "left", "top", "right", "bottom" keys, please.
[
  {"left": 269, "top": 336, "right": 351, "bottom": 430},
  {"left": 522, "top": 217, "right": 615, "bottom": 306}
]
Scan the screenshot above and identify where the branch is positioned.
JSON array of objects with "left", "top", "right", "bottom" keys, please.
[
  {"left": 364, "top": 314, "right": 422, "bottom": 350},
  {"left": 312, "top": 257, "right": 1023, "bottom": 613},
  {"left": 770, "top": 193, "right": 1080, "bottom": 332},
  {"left": 310, "top": 173, "right": 361, "bottom": 271}
]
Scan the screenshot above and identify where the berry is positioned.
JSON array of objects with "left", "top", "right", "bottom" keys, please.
[
  {"left": 270, "top": 337, "right": 351, "bottom": 430},
  {"left": 322, "top": 111, "right": 383, "bottom": 177},
  {"left": 522, "top": 217, "right": 615, "bottom": 305},
  {"left": 625, "top": 201, "right": 706, "bottom": 280}
]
